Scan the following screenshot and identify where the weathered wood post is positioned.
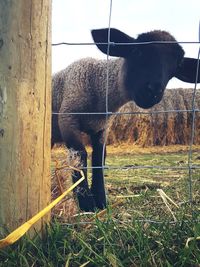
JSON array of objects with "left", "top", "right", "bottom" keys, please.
[{"left": 0, "top": 0, "right": 51, "bottom": 233}]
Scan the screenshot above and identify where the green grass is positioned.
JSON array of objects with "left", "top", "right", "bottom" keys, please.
[
  {"left": 0, "top": 215, "right": 200, "bottom": 266},
  {"left": 0, "top": 147, "right": 200, "bottom": 266},
  {"left": 88, "top": 149, "right": 200, "bottom": 221}
]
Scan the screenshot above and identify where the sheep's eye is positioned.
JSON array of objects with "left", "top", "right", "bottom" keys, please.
[
  {"left": 130, "top": 47, "right": 141, "bottom": 57},
  {"left": 178, "top": 61, "right": 183, "bottom": 68},
  {"left": 137, "top": 50, "right": 143, "bottom": 57}
]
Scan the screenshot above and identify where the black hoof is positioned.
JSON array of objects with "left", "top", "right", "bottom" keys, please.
[
  {"left": 76, "top": 194, "right": 97, "bottom": 212},
  {"left": 92, "top": 192, "right": 107, "bottom": 210},
  {"left": 95, "top": 199, "right": 107, "bottom": 210},
  {"left": 96, "top": 203, "right": 106, "bottom": 210}
]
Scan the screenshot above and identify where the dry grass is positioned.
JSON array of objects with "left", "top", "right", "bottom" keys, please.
[
  {"left": 51, "top": 146, "right": 81, "bottom": 221},
  {"left": 105, "top": 143, "right": 200, "bottom": 155}
]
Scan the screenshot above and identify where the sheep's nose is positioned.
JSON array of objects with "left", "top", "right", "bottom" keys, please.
[{"left": 147, "top": 82, "right": 162, "bottom": 95}]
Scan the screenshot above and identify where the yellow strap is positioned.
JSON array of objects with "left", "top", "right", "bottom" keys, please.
[{"left": 0, "top": 174, "right": 85, "bottom": 249}]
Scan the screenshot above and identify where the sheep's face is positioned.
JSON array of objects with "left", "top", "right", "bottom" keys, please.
[
  {"left": 92, "top": 28, "right": 200, "bottom": 109},
  {"left": 123, "top": 39, "right": 184, "bottom": 109}
]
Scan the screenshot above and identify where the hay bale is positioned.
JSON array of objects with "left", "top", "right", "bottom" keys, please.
[
  {"left": 51, "top": 147, "right": 81, "bottom": 220},
  {"left": 107, "top": 88, "right": 200, "bottom": 146}
]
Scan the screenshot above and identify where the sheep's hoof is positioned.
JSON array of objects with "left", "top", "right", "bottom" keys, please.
[
  {"left": 76, "top": 194, "right": 97, "bottom": 212},
  {"left": 91, "top": 189, "right": 107, "bottom": 210},
  {"left": 94, "top": 197, "right": 107, "bottom": 210}
]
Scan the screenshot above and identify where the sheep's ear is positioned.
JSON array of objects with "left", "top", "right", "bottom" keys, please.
[
  {"left": 175, "top": 57, "right": 200, "bottom": 83},
  {"left": 91, "top": 28, "right": 135, "bottom": 57}
]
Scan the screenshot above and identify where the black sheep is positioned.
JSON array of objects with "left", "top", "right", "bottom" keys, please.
[{"left": 52, "top": 28, "right": 200, "bottom": 211}]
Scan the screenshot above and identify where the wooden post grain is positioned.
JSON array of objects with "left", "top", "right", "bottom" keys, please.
[{"left": 0, "top": 0, "right": 51, "bottom": 233}]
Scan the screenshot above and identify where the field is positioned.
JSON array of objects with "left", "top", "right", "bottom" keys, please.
[
  {"left": 1, "top": 144, "right": 200, "bottom": 266},
  {"left": 51, "top": 144, "right": 200, "bottom": 222}
]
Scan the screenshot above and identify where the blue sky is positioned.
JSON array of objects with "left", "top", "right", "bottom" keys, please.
[{"left": 52, "top": 0, "right": 200, "bottom": 88}]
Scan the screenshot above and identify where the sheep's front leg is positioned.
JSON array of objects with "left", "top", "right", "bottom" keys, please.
[
  {"left": 91, "top": 131, "right": 107, "bottom": 209},
  {"left": 71, "top": 147, "right": 96, "bottom": 211},
  {"left": 59, "top": 114, "right": 96, "bottom": 211}
]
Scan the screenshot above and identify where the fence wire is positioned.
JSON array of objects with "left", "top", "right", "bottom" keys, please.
[
  {"left": 101, "top": 0, "right": 113, "bottom": 199},
  {"left": 188, "top": 46, "right": 200, "bottom": 202},
  {"left": 52, "top": 41, "right": 200, "bottom": 46},
  {"left": 52, "top": 0, "right": 200, "bottom": 221}
]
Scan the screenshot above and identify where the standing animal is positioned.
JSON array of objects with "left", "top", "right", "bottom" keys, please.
[{"left": 52, "top": 28, "right": 200, "bottom": 211}]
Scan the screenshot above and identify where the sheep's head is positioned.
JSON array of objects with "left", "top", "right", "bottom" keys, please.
[{"left": 92, "top": 28, "right": 200, "bottom": 109}]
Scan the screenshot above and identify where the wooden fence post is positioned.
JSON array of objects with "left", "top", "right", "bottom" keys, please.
[{"left": 0, "top": 0, "right": 51, "bottom": 233}]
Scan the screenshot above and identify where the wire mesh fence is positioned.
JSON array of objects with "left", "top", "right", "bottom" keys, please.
[{"left": 51, "top": 0, "right": 200, "bottom": 223}]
